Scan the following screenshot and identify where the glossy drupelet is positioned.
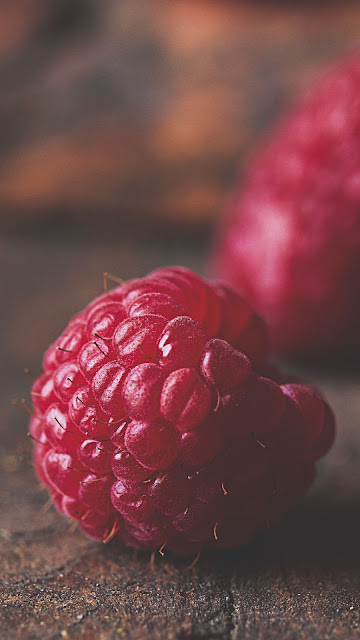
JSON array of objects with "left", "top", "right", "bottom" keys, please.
[
  {"left": 213, "top": 49, "right": 360, "bottom": 357},
  {"left": 30, "top": 267, "right": 334, "bottom": 555}
]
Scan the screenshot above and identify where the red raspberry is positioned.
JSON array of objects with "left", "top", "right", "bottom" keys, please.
[
  {"left": 212, "top": 49, "right": 360, "bottom": 357},
  {"left": 30, "top": 267, "right": 334, "bottom": 554}
]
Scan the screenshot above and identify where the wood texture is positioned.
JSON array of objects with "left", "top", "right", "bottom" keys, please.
[
  {"left": 0, "top": 0, "right": 360, "bottom": 231},
  {"left": 1, "top": 235, "right": 360, "bottom": 640}
]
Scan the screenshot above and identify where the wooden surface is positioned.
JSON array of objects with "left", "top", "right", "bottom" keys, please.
[
  {"left": 0, "top": 0, "right": 360, "bottom": 231},
  {"left": 1, "top": 233, "right": 360, "bottom": 640}
]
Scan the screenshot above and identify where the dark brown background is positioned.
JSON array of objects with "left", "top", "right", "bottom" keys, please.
[
  {"left": 0, "top": 0, "right": 360, "bottom": 233},
  {"left": 1, "top": 1, "right": 360, "bottom": 639}
]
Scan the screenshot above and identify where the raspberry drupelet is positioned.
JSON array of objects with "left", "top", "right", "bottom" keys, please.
[
  {"left": 212, "top": 49, "right": 360, "bottom": 357},
  {"left": 30, "top": 267, "right": 334, "bottom": 555}
]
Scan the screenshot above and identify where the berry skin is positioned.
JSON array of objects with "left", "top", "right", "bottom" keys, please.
[
  {"left": 30, "top": 267, "right": 334, "bottom": 554},
  {"left": 212, "top": 49, "right": 360, "bottom": 357}
]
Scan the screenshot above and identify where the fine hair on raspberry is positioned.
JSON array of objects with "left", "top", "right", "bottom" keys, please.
[{"left": 30, "top": 267, "right": 335, "bottom": 555}]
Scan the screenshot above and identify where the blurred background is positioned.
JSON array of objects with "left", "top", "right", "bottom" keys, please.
[
  {"left": 2, "top": 0, "right": 360, "bottom": 235},
  {"left": 2, "top": 0, "right": 360, "bottom": 537}
]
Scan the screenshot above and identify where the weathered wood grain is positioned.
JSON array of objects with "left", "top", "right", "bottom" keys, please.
[
  {"left": 2, "top": 441, "right": 360, "bottom": 640},
  {"left": 1, "top": 235, "right": 360, "bottom": 640}
]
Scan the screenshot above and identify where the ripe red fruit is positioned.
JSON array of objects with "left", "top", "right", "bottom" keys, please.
[
  {"left": 30, "top": 267, "right": 334, "bottom": 554},
  {"left": 212, "top": 49, "right": 360, "bottom": 357}
]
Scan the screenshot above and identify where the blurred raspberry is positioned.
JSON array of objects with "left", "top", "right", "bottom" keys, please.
[
  {"left": 212, "top": 49, "right": 360, "bottom": 357},
  {"left": 30, "top": 267, "right": 334, "bottom": 554}
]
